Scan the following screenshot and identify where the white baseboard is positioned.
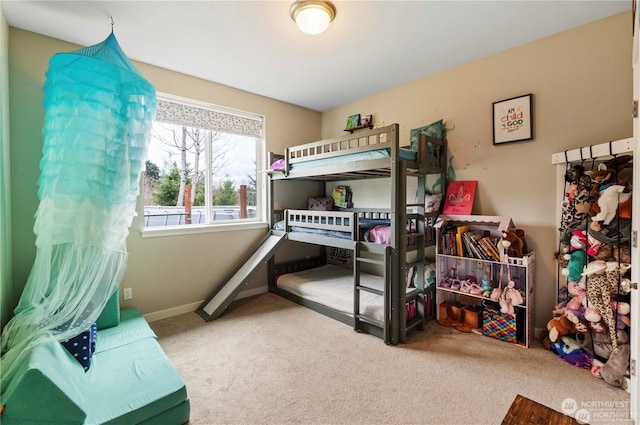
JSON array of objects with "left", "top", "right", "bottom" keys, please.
[{"left": 144, "top": 285, "right": 268, "bottom": 322}]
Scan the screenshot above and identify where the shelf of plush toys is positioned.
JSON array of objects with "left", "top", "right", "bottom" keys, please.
[{"left": 546, "top": 157, "right": 633, "bottom": 389}]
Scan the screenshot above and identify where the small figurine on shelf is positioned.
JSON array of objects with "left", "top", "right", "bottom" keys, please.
[{"left": 480, "top": 265, "right": 492, "bottom": 294}]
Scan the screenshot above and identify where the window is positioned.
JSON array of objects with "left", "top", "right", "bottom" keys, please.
[{"left": 143, "top": 94, "right": 264, "bottom": 230}]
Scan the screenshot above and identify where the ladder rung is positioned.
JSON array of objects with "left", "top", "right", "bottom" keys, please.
[
  {"left": 356, "top": 285, "right": 384, "bottom": 296},
  {"left": 356, "top": 257, "right": 385, "bottom": 265},
  {"left": 405, "top": 288, "right": 421, "bottom": 299},
  {"left": 406, "top": 317, "right": 423, "bottom": 331},
  {"left": 356, "top": 315, "right": 384, "bottom": 328}
]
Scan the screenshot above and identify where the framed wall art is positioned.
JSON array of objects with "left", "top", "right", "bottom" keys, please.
[
  {"left": 359, "top": 115, "right": 372, "bottom": 127},
  {"left": 492, "top": 94, "right": 533, "bottom": 145},
  {"left": 346, "top": 114, "right": 361, "bottom": 130},
  {"left": 442, "top": 180, "right": 477, "bottom": 215}
]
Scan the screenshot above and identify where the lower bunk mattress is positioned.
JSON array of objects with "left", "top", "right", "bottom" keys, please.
[{"left": 275, "top": 264, "right": 389, "bottom": 322}]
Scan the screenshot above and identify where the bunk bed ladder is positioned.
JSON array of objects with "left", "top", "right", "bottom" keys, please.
[
  {"left": 354, "top": 244, "right": 392, "bottom": 343},
  {"left": 408, "top": 166, "right": 427, "bottom": 334}
]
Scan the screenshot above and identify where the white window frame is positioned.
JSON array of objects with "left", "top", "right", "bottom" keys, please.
[{"left": 140, "top": 93, "right": 268, "bottom": 238}]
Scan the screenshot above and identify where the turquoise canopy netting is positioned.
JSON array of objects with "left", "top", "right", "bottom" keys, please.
[{"left": 0, "top": 33, "right": 156, "bottom": 397}]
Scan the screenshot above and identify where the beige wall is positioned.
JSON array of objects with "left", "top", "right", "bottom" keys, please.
[
  {"left": 320, "top": 12, "right": 633, "bottom": 328},
  {"left": 7, "top": 29, "right": 320, "bottom": 319},
  {"left": 7, "top": 11, "right": 633, "bottom": 330}
]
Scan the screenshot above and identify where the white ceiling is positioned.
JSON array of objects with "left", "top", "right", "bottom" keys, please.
[{"left": 2, "top": 0, "right": 632, "bottom": 112}]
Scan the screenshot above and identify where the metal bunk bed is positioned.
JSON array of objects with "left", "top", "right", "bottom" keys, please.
[{"left": 267, "top": 123, "right": 446, "bottom": 344}]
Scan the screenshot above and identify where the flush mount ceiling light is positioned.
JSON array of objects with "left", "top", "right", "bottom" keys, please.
[{"left": 290, "top": 0, "right": 336, "bottom": 35}]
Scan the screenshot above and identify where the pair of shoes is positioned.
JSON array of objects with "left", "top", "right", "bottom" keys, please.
[
  {"left": 469, "top": 283, "right": 483, "bottom": 295},
  {"left": 439, "top": 277, "right": 452, "bottom": 288},
  {"left": 454, "top": 306, "right": 481, "bottom": 333},
  {"left": 459, "top": 281, "right": 471, "bottom": 293},
  {"left": 437, "top": 301, "right": 463, "bottom": 327}
]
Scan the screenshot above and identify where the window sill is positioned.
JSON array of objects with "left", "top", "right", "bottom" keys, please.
[{"left": 140, "top": 221, "right": 269, "bottom": 238}]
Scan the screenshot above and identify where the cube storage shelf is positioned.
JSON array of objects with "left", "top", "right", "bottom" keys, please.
[{"left": 434, "top": 215, "right": 535, "bottom": 348}]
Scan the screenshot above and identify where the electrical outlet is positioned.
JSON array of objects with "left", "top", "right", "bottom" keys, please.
[{"left": 123, "top": 287, "right": 133, "bottom": 300}]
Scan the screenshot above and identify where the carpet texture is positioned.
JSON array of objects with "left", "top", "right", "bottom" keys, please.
[{"left": 150, "top": 293, "right": 631, "bottom": 425}]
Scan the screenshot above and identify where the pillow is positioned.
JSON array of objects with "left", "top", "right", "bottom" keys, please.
[
  {"left": 425, "top": 262, "right": 437, "bottom": 287},
  {"left": 61, "top": 322, "right": 97, "bottom": 372},
  {"left": 308, "top": 197, "right": 333, "bottom": 211},
  {"left": 410, "top": 119, "right": 444, "bottom": 150},
  {"left": 270, "top": 158, "right": 285, "bottom": 171},
  {"left": 425, "top": 193, "right": 442, "bottom": 213}
]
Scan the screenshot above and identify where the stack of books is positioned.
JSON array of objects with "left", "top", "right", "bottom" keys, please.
[{"left": 440, "top": 224, "right": 501, "bottom": 261}]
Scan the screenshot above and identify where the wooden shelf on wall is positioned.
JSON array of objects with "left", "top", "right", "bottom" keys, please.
[{"left": 344, "top": 125, "right": 374, "bottom": 134}]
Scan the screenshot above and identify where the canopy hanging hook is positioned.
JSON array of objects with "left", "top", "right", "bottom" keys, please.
[{"left": 108, "top": 15, "right": 114, "bottom": 32}]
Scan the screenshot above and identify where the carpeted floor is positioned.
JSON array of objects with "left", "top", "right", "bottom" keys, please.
[{"left": 150, "top": 293, "right": 631, "bottom": 425}]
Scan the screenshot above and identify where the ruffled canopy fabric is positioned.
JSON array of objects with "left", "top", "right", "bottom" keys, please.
[{"left": 1, "top": 33, "right": 156, "bottom": 399}]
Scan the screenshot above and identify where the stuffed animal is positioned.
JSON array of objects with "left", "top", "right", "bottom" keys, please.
[
  {"left": 566, "top": 282, "right": 587, "bottom": 310},
  {"left": 585, "top": 163, "right": 613, "bottom": 196},
  {"left": 612, "top": 301, "right": 631, "bottom": 328},
  {"left": 547, "top": 315, "right": 574, "bottom": 343},
  {"left": 496, "top": 229, "right": 524, "bottom": 259},
  {"left": 568, "top": 230, "right": 602, "bottom": 257},
  {"left": 593, "top": 242, "right": 631, "bottom": 263},
  {"left": 565, "top": 163, "right": 592, "bottom": 188},
  {"left": 585, "top": 270, "right": 625, "bottom": 351},
  {"left": 551, "top": 335, "right": 592, "bottom": 369},
  {"left": 561, "top": 250, "right": 587, "bottom": 284},
  {"left": 561, "top": 182, "right": 593, "bottom": 231},
  {"left": 590, "top": 185, "right": 632, "bottom": 231},
  {"left": 579, "top": 329, "right": 630, "bottom": 387}
]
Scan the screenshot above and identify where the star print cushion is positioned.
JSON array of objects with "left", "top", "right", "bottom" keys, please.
[{"left": 61, "top": 322, "right": 97, "bottom": 372}]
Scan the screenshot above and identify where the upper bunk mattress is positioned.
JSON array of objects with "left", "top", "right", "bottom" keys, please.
[{"left": 270, "top": 148, "right": 416, "bottom": 171}]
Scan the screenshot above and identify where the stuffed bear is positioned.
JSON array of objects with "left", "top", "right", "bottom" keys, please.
[{"left": 547, "top": 315, "right": 575, "bottom": 343}]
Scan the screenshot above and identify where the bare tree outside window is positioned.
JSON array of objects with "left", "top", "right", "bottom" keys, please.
[{"left": 144, "top": 120, "right": 259, "bottom": 228}]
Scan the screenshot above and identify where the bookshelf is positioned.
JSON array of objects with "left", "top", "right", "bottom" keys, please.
[{"left": 434, "top": 215, "right": 535, "bottom": 347}]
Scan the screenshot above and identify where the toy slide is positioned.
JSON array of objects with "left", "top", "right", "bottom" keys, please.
[{"left": 197, "top": 233, "right": 285, "bottom": 320}]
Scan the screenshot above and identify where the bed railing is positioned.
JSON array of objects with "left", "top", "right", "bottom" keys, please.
[
  {"left": 285, "top": 210, "right": 357, "bottom": 238},
  {"left": 269, "top": 124, "right": 444, "bottom": 178},
  {"left": 287, "top": 125, "right": 395, "bottom": 166}
]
